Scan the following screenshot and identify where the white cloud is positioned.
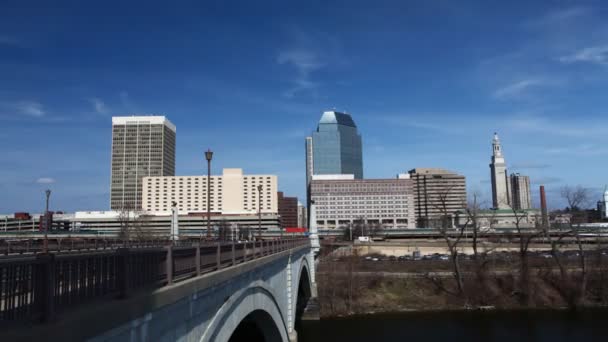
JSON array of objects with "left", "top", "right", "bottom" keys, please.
[
  {"left": 559, "top": 45, "right": 608, "bottom": 65},
  {"left": 493, "top": 78, "right": 560, "bottom": 100},
  {"left": 277, "top": 48, "right": 325, "bottom": 97},
  {"left": 524, "top": 7, "right": 589, "bottom": 28},
  {"left": 531, "top": 176, "right": 561, "bottom": 185},
  {"left": 89, "top": 97, "right": 109, "bottom": 114},
  {"left": 277, "top": 49, "right": 324, "bottom": 74},
  {"left": 505, "top": 114, "right": 608, "bottom": 138},
  {"left": 16, "top": 101, "right": 45, "bottom": 117},
  {"left": 544, "top": 144, "right": 608, "bottom": 156},
  {"left": 36, "top": 177, "right": 55, "bottom": 184},
  {"left": 510, "top": 162, "right": 551, "bottom": 170}
]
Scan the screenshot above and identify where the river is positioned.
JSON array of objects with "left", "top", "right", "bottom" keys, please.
[{"left": 299, "top": 309, "right": 608, "bottom": 342}]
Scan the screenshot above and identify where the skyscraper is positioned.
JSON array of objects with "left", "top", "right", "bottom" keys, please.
[
  {"left": 490, "top": 133, "right": 511, "bottom": 209},
  {"left": 305, "top": 111, "right": 363, "bottom": 180},
  {"left": 510, "top": 173, "right": 532, "bottom": 210},
  {"left": 305, "top": 136, "right": 314, "bottom": 186},
  {"left": 110, "top": 116, "right": 176, "bottom": 210}
]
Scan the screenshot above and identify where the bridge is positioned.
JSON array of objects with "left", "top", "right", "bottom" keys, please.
[{"left": 0, "top": 238, "right": 316, "bottom": 342}]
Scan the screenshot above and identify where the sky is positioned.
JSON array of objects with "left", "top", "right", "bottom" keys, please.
[{"left": 1, "top": 0, "right": 607, "bottom": 213}]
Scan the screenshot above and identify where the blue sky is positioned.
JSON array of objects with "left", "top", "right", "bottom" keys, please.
[{"left": 1, "top": 0, "right": 607, "bottom": 213}]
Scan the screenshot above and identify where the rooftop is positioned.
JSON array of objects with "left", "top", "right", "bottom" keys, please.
[
  {"left": 318, "top": 111, "right": 357, "bottom": 128},
  {"left": 112, "top": 115, "right": 176, "bottom": 132}
]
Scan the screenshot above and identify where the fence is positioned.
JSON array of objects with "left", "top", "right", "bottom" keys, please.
[{"left": 0, "top": 238, "right": 309, "bottom": 325}]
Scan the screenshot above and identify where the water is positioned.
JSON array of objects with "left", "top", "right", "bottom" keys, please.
[{"left": 299, "top": 309, "right": 608, "bottom": 342}]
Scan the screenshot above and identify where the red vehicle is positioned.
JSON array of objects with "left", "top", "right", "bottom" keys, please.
[{"left": 285, "top": 227, "right": 307, "bottom": 233}]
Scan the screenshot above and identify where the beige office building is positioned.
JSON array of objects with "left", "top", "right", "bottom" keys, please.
[
  {"left": 408, "top": 168, "right": 467, "bottom": 228},
  {"left": 142, "top": 168, "right": 278, "bottom": 214},
  {"left": 310, "top": 174, "right": 415, "bottom": 230}
]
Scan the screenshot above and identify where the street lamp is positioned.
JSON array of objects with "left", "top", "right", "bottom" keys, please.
[
  {"left": 44, "top": 189, "right": 51, "bottom": 252},
  {"left": 257, "top": 184, "right": 263, "bottom": 240},
  {"left": 205, "top": 149, "right": 213, "bottom": 239}
]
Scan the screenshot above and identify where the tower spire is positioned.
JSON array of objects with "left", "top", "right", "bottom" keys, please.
[
  {"left": 492, "top": 132, "right": 502, "bottom": 157},
  {"left": 490, "top": 132, "right": 509, "bottom": 209}
]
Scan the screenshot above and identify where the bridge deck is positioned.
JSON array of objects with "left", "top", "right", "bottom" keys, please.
[{"left": 0, "top": 238, "right": 308, "bottom": 334}]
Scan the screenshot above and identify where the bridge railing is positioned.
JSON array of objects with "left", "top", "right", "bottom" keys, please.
[
  {"left": 0, "top": 238, "right": 179, "bottom": 256},
  {"left": 0, "top": 238, "right": 310, "bottom": 326}
]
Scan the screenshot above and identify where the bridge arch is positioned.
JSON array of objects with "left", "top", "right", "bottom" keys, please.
[
  {"left": 201, "top": 281, "right": 288, "bottom": 342},
  {"left": 291, "top": 255, "right": 313, "bottom": 330},
  {"left": 228, "top": 310, "right": 282, "bottom": 342}
]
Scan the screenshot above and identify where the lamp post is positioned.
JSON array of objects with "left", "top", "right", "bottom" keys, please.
[
  {"left": 205, "top": 149, "right": 213, "bottom": 239},
  {"left": 44, "top": 189, "right": 51, "bottom": 252},
  {"left": 257, "top": 184, "right": 263, "bottom": 240}
]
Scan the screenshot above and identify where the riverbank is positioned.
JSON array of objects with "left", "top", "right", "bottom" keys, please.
[{"left": 317, "top": 257, "right": 608, "bottom": 317}]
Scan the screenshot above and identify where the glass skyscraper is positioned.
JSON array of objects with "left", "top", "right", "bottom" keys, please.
[{"left": 306, "top": 111, "right": 363, "bottom": 182}]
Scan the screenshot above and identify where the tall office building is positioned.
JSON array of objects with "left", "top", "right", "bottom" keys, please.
[
  {"left": 305, "top": 111, "right": 363, "bottom": 180},
  {"left": 305, "top": 136, "right": 314, "bottom": 186},
  {"left": 489, "top": 133, "right": 511, "bottom": 209},
  {"left": 277, "top": 192, "right": 298, "bottom": 229},
  {"left": 510, "top": 173, "right": 532, "bottom": 210},
  {"left": 408, "top": 168, "right": 467, "bottom": 228},
  {"left": 110, "top": 116, "right": 176, "bottom": 210}
]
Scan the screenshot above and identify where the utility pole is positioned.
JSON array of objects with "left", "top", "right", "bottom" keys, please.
[
  {"left": 44, "top": 189, "right": 51, "bottom": 252},
  {"left": 257, "top": 184, "right": 263, "bottom": 240},
  {"left": 205, "top": 149, "right": 213, "bottom": 239}
]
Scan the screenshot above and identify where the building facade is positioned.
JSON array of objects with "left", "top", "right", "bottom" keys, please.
[
  {"left": 72, "top": 211, "right": 282, "bottom": 235},
  {"left": 310, "top": 174, "right": 415, "bottom": 230},
  {"left": 305, "top": 111, "right": 363, "bottom": 180},
  {"left": 455, "top": 209, "right": 541, "bottom": 229},
  {"left": 408, "top": 168, "right": 467, "bottom": 228},
  {"left": 297, "top": 202, "right": 307, "bottom": 228},
  {"left": 490, "top": 133, "right": 511, "bottom": 209},
  {"left": 277, "top": 192, "right": 298, "bottom": 229},
  {"left": 142, "top": 168, "right": 277, "bottom": 215},
  {"left": 110, "top": 116, "right": 176, "bottom": 210},
  {"left": 305, "top": 136, "right": 314, "bottom": 186},
  {"left": 510, "top": 173, "right": 532, "bottom": 210}
]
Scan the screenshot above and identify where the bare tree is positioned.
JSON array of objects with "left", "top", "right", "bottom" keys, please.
[
  {"left": 217, "top": 220, "right": 231, "bottom": 241},
  {"left": 117, "top": 203, "right": 135, "bottom": 244},
  {"left": 505, "top": 204, "right": 541, "bottom": 306},
  {"left": 133, "top": 212, "right": 153, "bottom": 240},
  {"left": 561, "top": 185, "right": 591, "bottom": 213},
  {"left": 428, "top": 185, "right": 468, "bottom": 302},
  {"left": 542, "top": 185, "right": 591, "bottom": 307}
]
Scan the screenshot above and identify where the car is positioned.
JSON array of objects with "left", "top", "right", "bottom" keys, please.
[{"left": 388, "top": 256, "right": 397, "bottom": 261}]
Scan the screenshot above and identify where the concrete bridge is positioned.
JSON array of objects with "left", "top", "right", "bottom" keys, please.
[{"left": 0, "top": 238, "right": 317, "bottom": 342}]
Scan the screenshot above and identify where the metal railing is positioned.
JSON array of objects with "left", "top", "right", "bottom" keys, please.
[
  {"left": 0, "top": 238, "right": 309, "bottom": 325},
  {"left": 0, "top": 238, "right": 177, "bottom": 256}
]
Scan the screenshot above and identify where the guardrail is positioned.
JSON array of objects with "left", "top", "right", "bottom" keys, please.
[
  {"left": 0, "top": 238, "right": 183, "bottom": 256},
  {"left": 0, "top": 238, "right": 310, "bottom": 325}
]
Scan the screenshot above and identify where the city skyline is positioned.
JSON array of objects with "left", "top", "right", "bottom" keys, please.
[{"left": 2, "top": 1, "right": 608, "bottom": 212}]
